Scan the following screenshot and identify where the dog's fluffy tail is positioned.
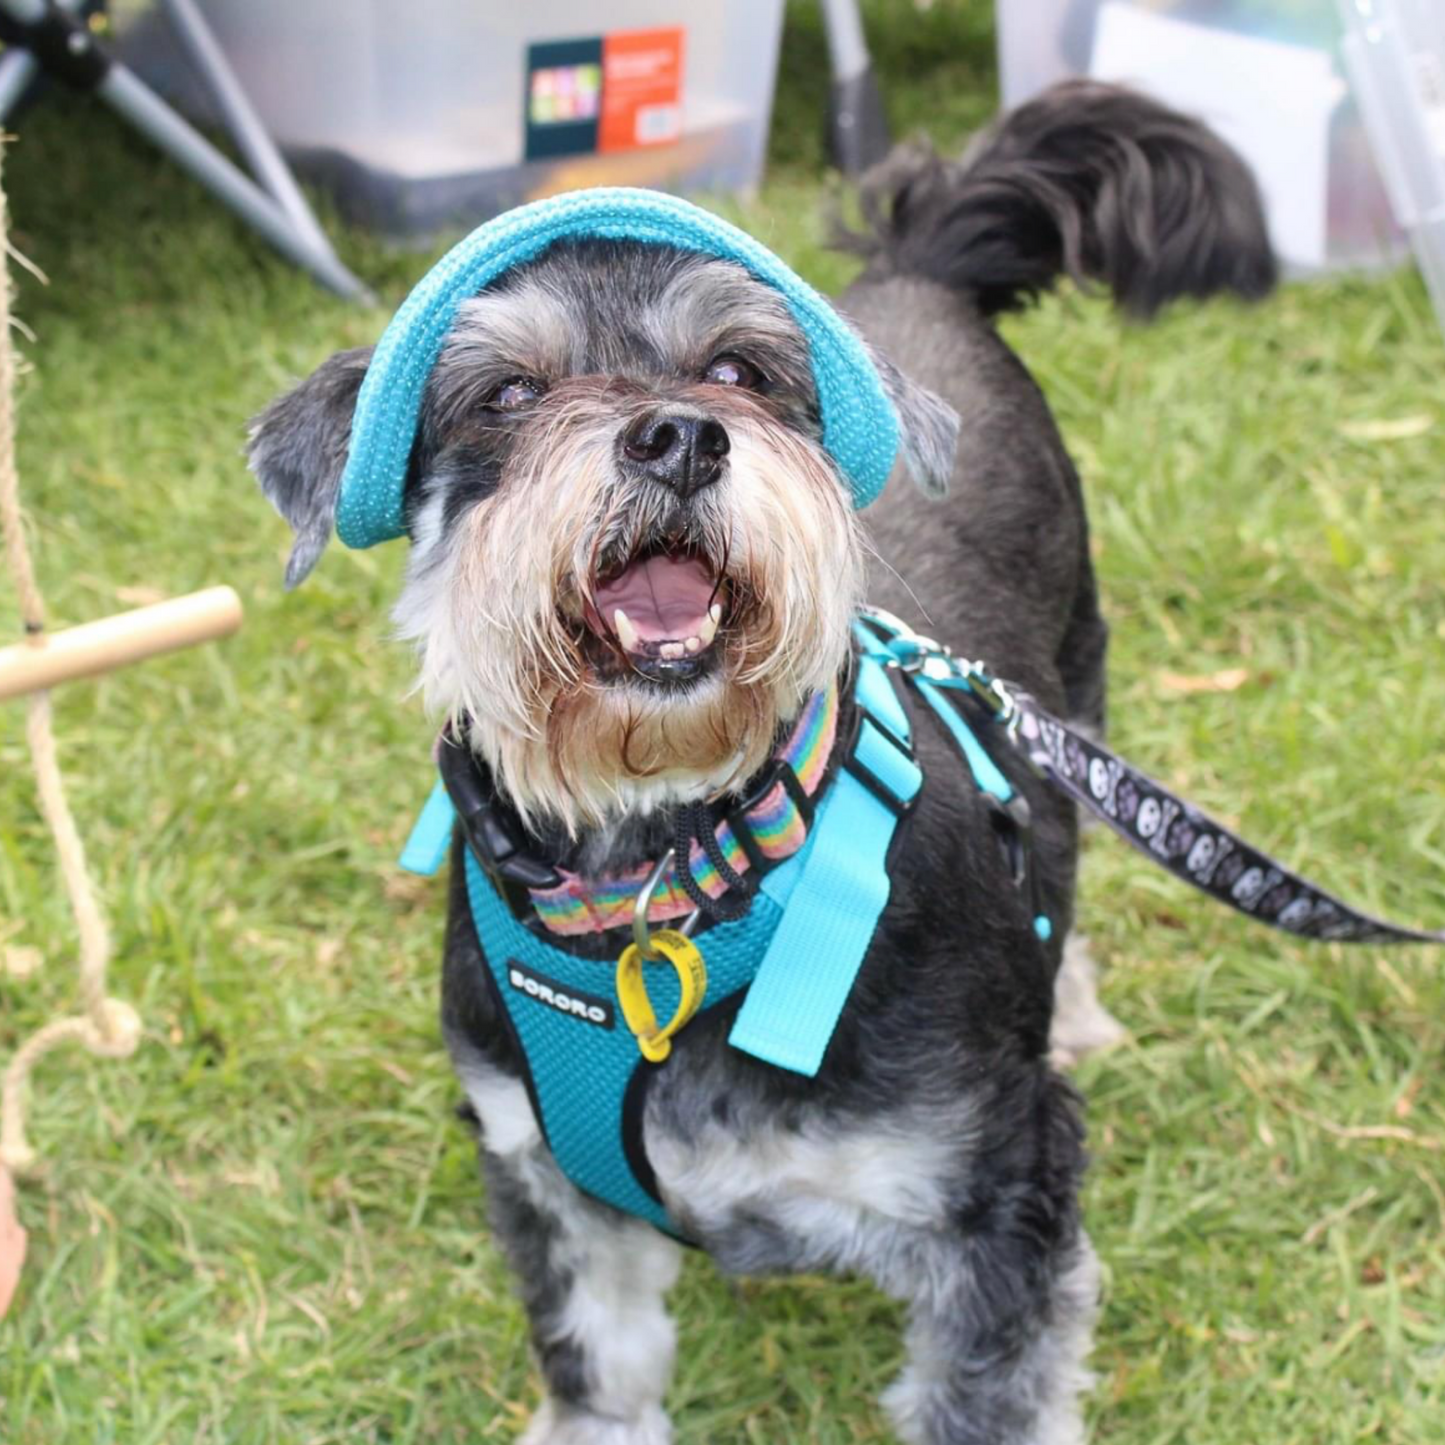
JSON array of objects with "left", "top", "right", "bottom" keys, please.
[{"left": 842, "top": 80, "right": 1277, "bottom": 318}]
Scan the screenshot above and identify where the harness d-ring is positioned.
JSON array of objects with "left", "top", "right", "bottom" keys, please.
[{"left": 621, "top": 849, "right": 706, "bottom": 1063}]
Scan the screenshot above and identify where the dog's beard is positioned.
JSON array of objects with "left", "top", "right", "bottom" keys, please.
[{"left": 396, "top": 386, "right": 863, "bottom": 834}]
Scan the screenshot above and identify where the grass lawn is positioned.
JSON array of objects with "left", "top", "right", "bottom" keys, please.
[{"left": 2, "top": 2, "right": 1442, "bottom": 1440}]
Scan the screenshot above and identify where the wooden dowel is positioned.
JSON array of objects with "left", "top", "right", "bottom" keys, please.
[{"left": 0, "top": 586, "right": 243, "bottom": 701}]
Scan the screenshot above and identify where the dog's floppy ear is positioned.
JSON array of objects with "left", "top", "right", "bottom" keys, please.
[
  {"left": 870, "top": 345, "right": 960, "bottom": 499},
  {"left": 247, "top": 346, "right": 373, "bottom": 587},
  {"left": 841, "top": 320, "right": 959, "bottom": 500}
]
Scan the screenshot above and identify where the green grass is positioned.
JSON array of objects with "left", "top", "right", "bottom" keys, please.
[{"left": 2, "top": 2, "right": 1442, "bottom": 1440}]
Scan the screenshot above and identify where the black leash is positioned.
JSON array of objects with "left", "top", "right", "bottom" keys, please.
[
  {"left": 862, "top": 609, "right": 1444, "bottom": 948},
  {"left": 988, "top": 680, "right": 1443, "bottom": 945}
]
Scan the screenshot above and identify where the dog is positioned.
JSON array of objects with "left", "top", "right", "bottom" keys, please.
[{"left": 249, "top": 81, "right": 1274, "bottom": 1445}]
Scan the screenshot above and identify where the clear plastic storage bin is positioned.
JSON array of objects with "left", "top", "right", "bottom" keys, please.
[
  {"left": 1338, "top": 0, "right": 1445, "bottom": 337},
  {"left": 113, "top": 1, "right": 786, "bottom": 240}
]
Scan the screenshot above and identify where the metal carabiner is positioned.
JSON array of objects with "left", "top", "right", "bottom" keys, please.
[
  {"left": 857, "top": 605, "right": 948, "bottom": 671},
  {"left": 961, "top": 662, "right": 1008, "bottom": 720}
]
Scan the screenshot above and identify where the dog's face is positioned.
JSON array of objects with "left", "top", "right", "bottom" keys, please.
[{"left": 250, "top": 239, "right": 956, "bottom": 831}]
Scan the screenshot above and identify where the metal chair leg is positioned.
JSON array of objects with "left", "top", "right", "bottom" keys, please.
[
  {"left": 157, "top": 0, "right": 335, "bottom": 258},
  {"left": 0, "top": 46, "right": 39, "bottom": 117},
  {"left": 820, "top": 0, "right": 890, "bottom": 175},
  {"left": 97, "top": 62, "right": 372, "bottom": 301},
  {"left": 0, "top": 0, "right": 372, "bottom": 301}
]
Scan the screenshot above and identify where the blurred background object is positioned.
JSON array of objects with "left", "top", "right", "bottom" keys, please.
[
  {"left": 0, "top": 0, "right": 368, "bottom": 296},
  {"left": 111, "top": 0, "right": 794, "bottom": 242},
  {"left": 1337, "top": 0, "right": 1445, "bottom": 343},
  {"left": 998, "top": 1, "right": 1411, "bottom": 277},
  {"left": 820, "top": 0, "right": 891, "bottom": 175},
  {"left": 14, "top": 1, "right": 1445, "bottom": 324}
]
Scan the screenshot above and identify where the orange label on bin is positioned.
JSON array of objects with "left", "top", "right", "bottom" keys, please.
[{"left": 599, "top": 28, "right": 684, "bottom": 153}]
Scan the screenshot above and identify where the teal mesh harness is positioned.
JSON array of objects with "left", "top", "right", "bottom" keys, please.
[
  {"left": 460, "top": 849, "right": 794, "bottom": 1233},
  {"left": 402, "top": 618, "right": 1049, "bottom": 1235}
]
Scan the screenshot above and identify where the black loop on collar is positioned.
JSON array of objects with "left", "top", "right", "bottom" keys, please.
[{"left": 671, "top": 801, "right": 757, "bottom": 922}]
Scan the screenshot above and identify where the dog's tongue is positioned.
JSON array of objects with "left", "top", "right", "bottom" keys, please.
[{"left": 595, "top": 553, "right": 715, "bottom": 645}]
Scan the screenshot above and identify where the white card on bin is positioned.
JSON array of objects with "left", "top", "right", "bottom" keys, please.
[{"left": 1089, "top": 3, "right": 1340, "bottom": 270}]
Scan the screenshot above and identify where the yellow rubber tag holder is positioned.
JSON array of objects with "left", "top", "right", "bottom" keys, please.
[{"left": 615, "top": 929, "right": 708, "bottom": 1063}]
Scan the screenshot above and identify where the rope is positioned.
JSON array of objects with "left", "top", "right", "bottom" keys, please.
[{"left": 0, "top": 145, "right": 141, "bottom": 1176}]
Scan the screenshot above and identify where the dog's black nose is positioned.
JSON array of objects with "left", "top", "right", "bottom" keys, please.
[{"left": 621, "top": 411, "right": 730, "bottom": 499}]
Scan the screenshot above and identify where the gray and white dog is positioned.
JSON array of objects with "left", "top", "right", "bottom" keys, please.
[{"left": 250, "top": 83, "right": 1273, "bottom": 1445}]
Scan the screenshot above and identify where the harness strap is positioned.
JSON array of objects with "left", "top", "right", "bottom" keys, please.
[
  {"left": 912, "top": 679, "right": 1013, "bottom": 802},
  {"left": 854, "top": 613, "right": 1055, "bottom": 942},
  {"left": 727, "top": 660, "right": 922, "bottom": 1076},
  {"left": 852, "top": 636, "right": 912, "bottom": 737},
  {"left": 855, "top": 615, "right": 1013, "bottom": 801},
  {"left": 399, "top": 779, "right": 456, "bottom": 877}
]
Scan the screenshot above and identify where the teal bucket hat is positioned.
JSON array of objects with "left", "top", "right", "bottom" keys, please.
[{"left": 335, "top": 187, "right": 901, "bottom": 551}]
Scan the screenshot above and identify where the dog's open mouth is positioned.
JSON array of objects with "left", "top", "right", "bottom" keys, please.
[{"left": 584, "top": 543, "right": 727, "bottom": 684}]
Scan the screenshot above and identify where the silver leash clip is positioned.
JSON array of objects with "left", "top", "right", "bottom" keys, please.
[
  {"left": 632, "top": 848, "right": 701, "bottom": 961},
  {"left": 856, "top": 605, "right": 949, "bottom": 673}
]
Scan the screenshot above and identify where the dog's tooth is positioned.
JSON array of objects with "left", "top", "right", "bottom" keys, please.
[
  {"left": 697, "top": 605, "right": 721, "bottom": 649},
  {"left": 684, "top": 636, "right": 701, "bottom": 654},
  {"left": 659, "top": 641, "right": 684, "bottom": 660},
  {"left": 614, "top": 609, "right": 640, "bottom": 652}
]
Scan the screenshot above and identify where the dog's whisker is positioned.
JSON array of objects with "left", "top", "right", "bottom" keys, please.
[{"left": 858, "top": 533, "right": 933, "bottom": 629}]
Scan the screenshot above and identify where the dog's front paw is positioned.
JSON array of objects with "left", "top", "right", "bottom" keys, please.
[{"left": 518, "top": 1400, "right": 672, "bottom": 1445}]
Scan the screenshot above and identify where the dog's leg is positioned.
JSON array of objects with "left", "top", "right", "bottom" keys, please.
[
  {"left": 1048, "top": 566, "right": 1127, "bottom": 1070},
  {"left": 881, "top": 1230, "right": 1100, "bottom": 1445},
  {"left": 1049, "top": 933, "right": 1126, "bottom": 1069},
  {"left": 465, "top": 1068, "right": 682, "bottom": 1445},
  {"left": 653, "top": 1060, "right": 1095, "bottom": 1445}
]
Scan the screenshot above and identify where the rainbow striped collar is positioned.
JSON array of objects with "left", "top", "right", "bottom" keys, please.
[{"left": 529, "top": 685, "right": 841, "bottom": 937}]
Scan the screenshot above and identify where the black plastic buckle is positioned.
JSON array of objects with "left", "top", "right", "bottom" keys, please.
[
  {"left": 841, "top": 713, "right": 919, "bottom": 818},
  {"left": 437, "top": 730, "right": 563, "bottom": 890},
  {"left": 987, "top": 791, "right": 1052, "bottom": 938},
  {"left": 986, "top": 792, "right": 1033, "bottom": 888},
  {"left": 725, "top": 757, "right": 812, "bottom": 873}
]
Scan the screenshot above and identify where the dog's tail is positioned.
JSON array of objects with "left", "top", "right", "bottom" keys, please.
[{"left": 842, "top": 80, "right": 1276, "bottom": 318}]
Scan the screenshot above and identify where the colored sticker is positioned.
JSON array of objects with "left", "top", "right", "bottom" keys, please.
[
  {"left": 525, "top": 38, "right": 602, "bottom": 161},
  {"left": 524, "top": 29, "right": 684, "bottom": 163},
  {"left": 600, "top": 28, "right": 684, "bottom": 153}
]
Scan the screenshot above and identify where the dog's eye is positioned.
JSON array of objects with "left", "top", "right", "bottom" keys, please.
[
  {"left": 488, "top": 377, "right": 545, "bottom": 411},
  {"left": 703, "top": 355, "right": 764, "bottom": 390}
]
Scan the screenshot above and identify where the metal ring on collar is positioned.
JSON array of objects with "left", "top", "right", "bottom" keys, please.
[{"left": 632, "top": 849, "right": 701, "bottom": 961}]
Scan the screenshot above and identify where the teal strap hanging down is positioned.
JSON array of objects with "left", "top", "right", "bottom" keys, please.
[
  {"left": 399, "top": 779, "right": 456, "bottom": 876},
  {"left": 728, "top": 660, "right": 921, "bottom": 1076},
  {"left": 913, "top": 679, "right": 1014, "bottom": 802}
]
